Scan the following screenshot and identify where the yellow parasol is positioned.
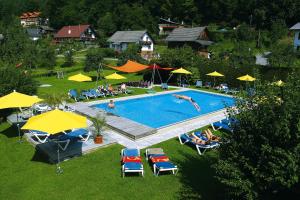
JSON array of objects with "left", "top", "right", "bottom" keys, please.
[
  {"left": 0, "top": 90, "right": 43, "bottom": 142},
  {"left": 104, "top": 72, "right": 127, "bottom": 80},
  {"left": 273, "top": 80, "right": 284, "bottom": 87},
  {"left": 206, "top": 71, "right": 224, "bottom": 77},
  {"left": 237, "top": 74, "right": 256, "bottom": 81},
  {"left": 206, "top": 71, "right": 224, "bottom": 86},
  {"left": 171, "top": 67, "right": 192, "bottom": 74},
  {"left": 68, "top": 73, "right": 92, "bottom": 82},
  {"left": 169, "top": 68, "right": 192, "bottom": 86},
  {"left": 0, "top": 90, "right": 42, "bottom": 109},
  {"left": 21, "top": 109, "right": 87, "bottom": 134},
  {"left": 21, "top": 109, "right": 87, "bottom": 173}
]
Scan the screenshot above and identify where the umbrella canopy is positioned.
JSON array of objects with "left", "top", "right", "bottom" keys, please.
[
  {"left": 105, "top": 72, "right": 126, "bottom": 80},
  {"left": 273, "top": 80, "right": 284, "bottom": 86},
  {"left": 0, "top": 90, "right": 43, "bottom": 109},
  {"left": 21, "top": 109, "right": 87, "bottom": 134},
  {"left": 68, "top": 73, "right": 92, "bottom": 82},
  {"left": 237, "top": 74, "right": 256, "bottom": 81},
  {"left": 206, "top": 71, "right": 224, "bottom": 77},
  {"left": 171, "top": 67, "right": 192, "bottom": 74}
]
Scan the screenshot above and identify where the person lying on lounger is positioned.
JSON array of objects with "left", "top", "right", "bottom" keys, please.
[
  {"left": 203, "top": 129, "right": 220, "bottom": 142},
  {"left": 172, "top": 94, "right": 201, "bottom": 111},
  {"left": 190, "top": 132, "right": 211, "bottom": 145}
]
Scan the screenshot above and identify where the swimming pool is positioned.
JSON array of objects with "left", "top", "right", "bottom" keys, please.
[{"left": 93, "top": 90, "right": 235, "bottom": 128}]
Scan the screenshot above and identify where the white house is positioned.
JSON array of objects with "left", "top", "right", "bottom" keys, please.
[
  {"left": 20, "top": 11, "right": 42, "bottom": 27},
  {"left": 107, "top": 30, "right": 154, "bottom": 59}
]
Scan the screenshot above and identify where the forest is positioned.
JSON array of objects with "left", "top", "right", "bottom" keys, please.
[{"left": 1, "top": 0, "right": 300, "bottom": 35}]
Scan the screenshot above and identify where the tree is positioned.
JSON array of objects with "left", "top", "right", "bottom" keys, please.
[
  {"left": 117, "top": 44, "right": 146, "bottom": 66},
  {"left": 214, "top": 72, "right": 300, "bottom": 199},
  {"left": 44, "top": 93, "right": 69, "bottom": 109},
  {"left": 268, "top": 43, "right": 296, "bottom": 68},
  {"left": 84, "top": 48, "right": 104, "bottom": 72},
  {"left": 0, "top": 65, "right": 37, "bottom": 96},
  {"left": 235, "top": 23, "right": 256, "bottom": 41},
  {"left": 97, "top": 12, "right": 117, "bottom": 36},
  {"left": 61, "top": 48, "right": 74, "bottom": 67},
  {"left": 269, "top": 19, "right": 288, "bottom": 44}
]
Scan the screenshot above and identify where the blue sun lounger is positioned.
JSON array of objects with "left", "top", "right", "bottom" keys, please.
[
  {"left": 30, "top": 130, "right": 50, "bottom": 143},
  {"left": 61, "top": 128, "right": 91, "bottom": 142},
  {"left": 211, "top": 118, "right": 237, "bottom": 132},
  {"left": 81, "top": 90, "right": 96, "bottom": 99},
  {"left": 68, "top": 89, "right": 86, "bottom": 101},
  {"left": 145, "top": 148, "right": 178, "bottom": 176},
  {"left": 121, "top": 148, "right": 144, "bottom": 177},
  {"left": 178, "top": 133, "right": 220, "bottom": 155},
  {"left": 89, "top": 89, "right": 105, "bottom": 98},
  {"left": 153, "top": 162, "right": 178, "bottom": 176}
]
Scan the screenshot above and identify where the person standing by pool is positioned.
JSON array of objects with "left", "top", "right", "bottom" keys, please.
[
  {"left": 172, "top": 94, "right": 201, "bottom": 111},
  {"left": 108, "top": 99, "right": 115, "bottom": 109}
]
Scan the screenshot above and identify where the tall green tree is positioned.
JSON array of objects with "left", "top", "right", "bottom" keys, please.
[
  {"left": 268, "top": 43, "right": 296, "bottom": 68},
  {"left": 0, "top": 65, "right": 37, "bottom": 96},
  {"left": 84, "top": 48, "right": 104, "bottom": 72},
  {"left": 214, "top": 72, "right": 300, "bottom": 199}
]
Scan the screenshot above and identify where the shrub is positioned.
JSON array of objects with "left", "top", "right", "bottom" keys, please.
[
  {"left": 214, "top": 72, "right": 300, "bottom": 199},
  {"left": 61, "top": 49, "right": 74, "bottom": 68},
  {"left": 0, "top": 65, "right": 37, "bottom": 96},
  {"left": 84, "top": 48, "right": 104, "bottom": 72}
]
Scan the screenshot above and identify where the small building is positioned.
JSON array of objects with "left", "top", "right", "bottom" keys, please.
[
  {"left": 53, "top": 25, "right": 96, "bottom": 43},
  {"left": 255, "top": 52, "right": 271, "bottom": 66},
  {"left": 26, "top": 26, "right": 55, "bottom": 41},
  {"left": 20, "top": 11, "right": 42, "bottom": 27},
  {"left": 158, "top": 18, "right": 184, "bottom": 36},
  {"left": 26, "top": 28, "right": 42, "bottom": 41},
  {"left": 165, "top": 27, "right": 213, "bottom": 57},
  {"left": 107, "top": 30, "right": 154, "bottom": 59},
  {"left": 290, "top": 22, "right": 300, "bottom": 50}
]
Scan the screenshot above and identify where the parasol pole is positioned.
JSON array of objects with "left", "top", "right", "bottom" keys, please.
[
  {"left": 157, "top": 66, "right": 163, "bottom": 84},
  {"left": 56, "top": 141, "right": 63, "bottom": 174}
]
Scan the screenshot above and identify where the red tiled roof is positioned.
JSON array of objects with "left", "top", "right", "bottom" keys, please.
[
  {"left": 20, "top": 12, "right": 41, "bottom": 19},
  {"left": 54, "top": 25, "right": 90, "bottom": 38}
]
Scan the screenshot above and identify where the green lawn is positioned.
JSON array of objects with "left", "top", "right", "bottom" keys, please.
[
  {"left": 0, "top": 122, "right": 224, "bottom": 200},
  {"left": 0, "top": 50, "right": 228, "bottom": 199}
]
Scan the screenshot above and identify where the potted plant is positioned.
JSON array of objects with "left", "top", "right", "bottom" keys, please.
[{"left": 90, "top": 115, "right": 106, "bottom": 144}]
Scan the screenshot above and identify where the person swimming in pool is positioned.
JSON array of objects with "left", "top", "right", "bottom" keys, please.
[
  {"left": 108, "top": 99, "right": 115, "bottom": 109},
  {"left": 172, "top": 94, "right": 201, "bottom": 111}
]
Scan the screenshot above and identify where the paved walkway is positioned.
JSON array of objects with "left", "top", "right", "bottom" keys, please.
[
  {"left": 69, "top": 88, "right": 232, "bottom": 149},
  {"left": 105, "top": 109, "right": 227, "bottom": 149}
]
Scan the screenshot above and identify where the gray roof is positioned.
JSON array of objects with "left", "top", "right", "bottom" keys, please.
[
  {"left": 107, "top": 31, "right": 147, "bottom": 43},
  {"left": 166, "top": 27, "right": 210, "bottom": 42},
  {"left": 0, "top": 34, "right": 3, "bottom": 40},
  {"left": 26, "top": 28, "right": 41, "bottom": 38},
  {"left": 290, "top": 22, "right": 300, "bottom": 30},
  {"left": 40, "top": 25, "right": 54, "bottom": 31},
  {"left": 195, "top": 40, "right": 213, "bottom": 46}
]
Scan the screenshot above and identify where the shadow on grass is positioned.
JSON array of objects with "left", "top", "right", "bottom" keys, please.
[
  {"left": 31, "top": 147, "right": 50, "bottom": 164},
  {"left": 0, "top": 124, "right": 20, "bottom": 138},
  {"left": 32, "top": 140, "right": 83, "bottom": 164},
  {"left": 175, "top": 149, "right": 224, "bottom": 200}
]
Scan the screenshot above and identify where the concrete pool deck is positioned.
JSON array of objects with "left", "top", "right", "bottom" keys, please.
[{"left": 70, "top": 88, "right": 233, "bottom": 148}]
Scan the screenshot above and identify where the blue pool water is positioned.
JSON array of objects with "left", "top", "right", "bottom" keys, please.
[{"left": 93, "top": 90, "right": 235, "bottom": 128}]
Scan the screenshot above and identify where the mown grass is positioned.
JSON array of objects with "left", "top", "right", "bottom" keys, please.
[
  {"left": 33, "top": 57, "right": 178, "bottom": 99},
  {"left": 0, "top": 50, "right": 228, "bottom": 199},
  {"left": 0, "top": 122, "right": 224, "bottom": 200}
]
